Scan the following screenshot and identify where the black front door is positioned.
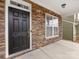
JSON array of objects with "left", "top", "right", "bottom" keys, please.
[{"left": 8, "top": 7, "right": 30, "bottom": 54}]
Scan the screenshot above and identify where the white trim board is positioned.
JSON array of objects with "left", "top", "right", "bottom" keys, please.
[
  {"left": 5, "top": 0, "right": 32, "bottom": 58},
  {"left": 62, "top": 20, "right": 74, "bottom": 24}
]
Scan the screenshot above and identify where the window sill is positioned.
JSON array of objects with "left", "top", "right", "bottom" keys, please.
[{"left": 45, "top": 35, "right": 59, "bottom": 40}]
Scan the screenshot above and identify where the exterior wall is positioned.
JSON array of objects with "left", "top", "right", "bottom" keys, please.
[
  {"left": 62, "top": 21, "right": 73, "bottom": 41},
  {"left": 0, "top": 0, "right": 5, "bottom": 59},
  {"left": 76, "top": 24, "right": 79, "bottom": 41},
  {"left": 62, "top": 15, "right": 74, "bottom": 41},
  {"left": 31, "top": 2, "right": 62, "bottom": 49},
  {"left": 76, "top": 24, "right": 79, "bottom": 36},
  {"left": 63, "top": 15, "right": 74, "bottom": 22},
  {"left": 0, "top": 0, "right": 62, "bottom": 59}
]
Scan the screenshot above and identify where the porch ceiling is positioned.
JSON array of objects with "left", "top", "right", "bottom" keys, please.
[{"left": 31, "top": 0, "right": 79, "bottom": 17}]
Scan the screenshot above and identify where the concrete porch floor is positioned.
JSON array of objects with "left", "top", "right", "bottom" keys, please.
[{"left": 14, "top": 40, "right": 79, "bottom": 59}]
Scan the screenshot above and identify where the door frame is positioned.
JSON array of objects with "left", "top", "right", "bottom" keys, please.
[{"left": 5, "top": 0, "right": 32, "bottom": 58}]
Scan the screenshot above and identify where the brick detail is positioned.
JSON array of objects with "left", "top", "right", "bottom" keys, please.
[
  {"left": 0, "top": 0, "right": 5, "bottom": 59},
  {"left": 30, "top": 1, "right": 62, "bottom": 49}
]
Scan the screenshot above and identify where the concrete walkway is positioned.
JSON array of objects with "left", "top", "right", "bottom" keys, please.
[{"left": 14, "top": 40, "right": 79, "bottom": 59}]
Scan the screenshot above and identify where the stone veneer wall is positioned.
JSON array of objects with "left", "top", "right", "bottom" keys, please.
[
  {"left": 29, "top": 1, "right": 62, "bottom": 49},
  {"left": 0, "top": 0, "right": 5, "bottom": 59},
  {"left": 0, "top": 0, "right": 62, "bottom": 59}
]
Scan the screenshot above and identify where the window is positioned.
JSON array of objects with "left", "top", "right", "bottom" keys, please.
[{"left": 45, "top": 13, "right": 59, "bottom": 39}]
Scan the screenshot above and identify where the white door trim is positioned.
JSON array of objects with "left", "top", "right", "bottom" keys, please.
[{"left": 5, "top": 0, "right": 32, "bottom": 58}]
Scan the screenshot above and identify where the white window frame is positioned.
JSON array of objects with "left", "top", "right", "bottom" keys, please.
[
  {"left": 45, "top": 13, "right": 59, "bottom": 39},
  {"left": 5, "top": 0, "right": 32, "bottom": 58}
]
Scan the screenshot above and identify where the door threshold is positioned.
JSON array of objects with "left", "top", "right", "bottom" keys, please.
[{"left": 8, "top": 49, "right": 31, "bottom": 58}]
